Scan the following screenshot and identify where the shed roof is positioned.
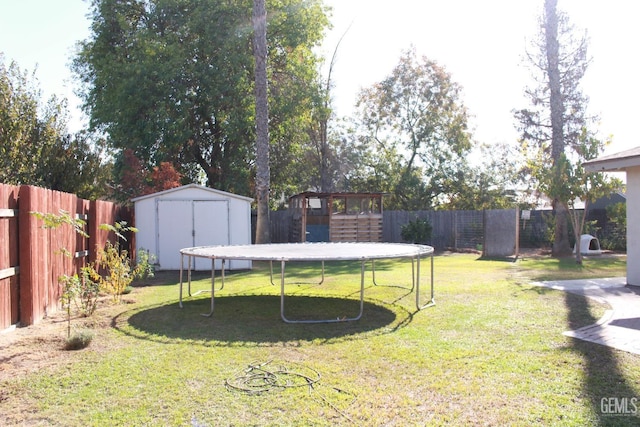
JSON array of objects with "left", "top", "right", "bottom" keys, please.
[
  {"left": 583, "top": 146, "right": 640, "bottom": 172},
  {"left": 130, "top": 183, "right": 254, "bottom": 203}
]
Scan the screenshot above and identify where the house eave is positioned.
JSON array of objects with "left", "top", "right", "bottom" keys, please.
[{"left": 583, "top": 146, "right": 640, "bottom": 172}]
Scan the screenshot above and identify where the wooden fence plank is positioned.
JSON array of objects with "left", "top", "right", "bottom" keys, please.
[
  {"left": 0, "top": 184, "right": 21, "bottom": 328},
  {"left": 18, "top": 185, "right": 37, "bottom": 325}
]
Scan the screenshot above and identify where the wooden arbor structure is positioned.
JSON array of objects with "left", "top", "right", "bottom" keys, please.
[{"left": 288, "top": 192, "right": 384, "bottom": 243}]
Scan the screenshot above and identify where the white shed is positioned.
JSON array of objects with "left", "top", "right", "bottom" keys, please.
[{"left": 132, "top": 184, "right": 253, "bottom": 271}]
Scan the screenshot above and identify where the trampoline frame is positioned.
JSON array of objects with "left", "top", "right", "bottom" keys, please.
[{"left": 178, "top": 242, "right": 435, "bottom": 323}]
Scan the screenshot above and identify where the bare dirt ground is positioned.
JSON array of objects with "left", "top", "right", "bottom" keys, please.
[
  {"left": 0, "top": 298, "right": 127, "bottom": 386},
  {"left": 0, "top": 272, "right": 178, "bottom": 387}
]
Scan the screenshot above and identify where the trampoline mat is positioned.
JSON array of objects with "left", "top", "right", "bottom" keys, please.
[{"left": 180, "top": 242, "right": 433, "bottom": 262}]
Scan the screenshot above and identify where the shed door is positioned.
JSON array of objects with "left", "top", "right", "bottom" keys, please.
[
  {"left": 193, "top": 200, "right": 229, "bottom": 270},
  {"left": 157, "top": 200, "right": 192, "bottom": 270},
  {"left": 157, "top": 200, "right": 229, "bottom": 270}
]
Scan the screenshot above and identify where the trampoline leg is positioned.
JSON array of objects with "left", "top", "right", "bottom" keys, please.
[
  {"left": 219, "top": 259, "right": 225, "bottom": 291},
  {"left": 201, "top": 259, "right": 216, "bottom": 317},
  {"left": 372, "top": 259, "right": 377, "bottom": 285},
  {"left": 357, "top": 260, "right": 365, "bottom": 318},
  {"left": 411, "top": 257, "right": 416, "bottom": 292},
  {"left": 430, "top": 254, "right": 435, "bottom": 302},
  {"left": 415, "top": 253, "right": 435, "bottom": 310},
  {"left": 270, "top": 260, "right": 275, "bottom": 286},
  {"left": 372, "top": 258, "right": 415, "bottom": 290},
  {"left": 187, "top": 255, "right": 192, "bottom": 296},
  {"left": 179, "top": 253, "right": 184, "bottom": 308},
  {"left": 280, "top": 260, "right": 287, "bottom": 322},
  {"left": 187, "top": 258, "right": 223, "bottom": 298},
  {"left": 280, "top": 260, "right": 364, "bottom": 324},
  {"left": 272, "top": 260, "right": 325, "bottom": 286}
]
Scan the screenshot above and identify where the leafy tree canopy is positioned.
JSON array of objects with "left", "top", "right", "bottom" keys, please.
[
  {"left": 74, "top": 0, "right": 329, "bottom": 200},
  {"left": 115, "top": 148, "right": 182, "bottom": 201},
  {"left": 442, "top": 142, "right": 526, "bottom": 211},
  {"left": 353, "top": 47, "right": 472, "bottom": 210},
  {"left": 0, "top": 55, "right": 111, "bottom": 199}
]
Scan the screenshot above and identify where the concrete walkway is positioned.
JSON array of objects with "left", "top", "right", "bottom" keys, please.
[{"left": 530, "top": 277, "right": 640, "bottom": 355}]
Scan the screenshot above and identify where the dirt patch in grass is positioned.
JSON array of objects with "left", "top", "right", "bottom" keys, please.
[
  {"left": 0, "top": 299, "right": 126, "bottom": 383},
  {"left": 0, "top": 271, "right": 178, "bottom": 383},
  {"left": 0, "top": 316, "right": 68, "bottom": 381}
]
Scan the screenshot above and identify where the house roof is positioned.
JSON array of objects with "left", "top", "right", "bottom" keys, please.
[
  {"left": 130, "top": 183, "right": 254, "bottom": 203},
  {"left": 583, "top": 146, "right": 640, "bottom": 172}
]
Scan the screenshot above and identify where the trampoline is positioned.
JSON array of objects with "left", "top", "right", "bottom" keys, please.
[{"left": 179, "top": 242, "right": 435, "bottom": 323}]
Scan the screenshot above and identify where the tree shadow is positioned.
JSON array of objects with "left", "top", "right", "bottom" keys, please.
[
  {"left": 563, "top": 291, "right": 640, "bottom": 425},
  {"left": 477, "top": 255, "right": 518, "bottom": 263},
  {"left": 115, "top": 295, "right": 410, "bottom": 347}
]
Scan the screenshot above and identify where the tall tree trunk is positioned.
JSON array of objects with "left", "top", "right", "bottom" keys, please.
[
  {"left": 319, "top": 119, "right": 330, "bottom": 192},
  {"left": 253, "top": 0, "right": 270, "bottom": 244},
  {"left": 545, "top": 0, "right": 571, "bottom": 256},
  {"left": 317, "top": 26, "right": 350, "bottom": 193},
  {"left": 553, "top": 200, "right": 571, "bottom": 256}
]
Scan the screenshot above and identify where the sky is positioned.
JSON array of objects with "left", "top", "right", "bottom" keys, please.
[{"left": 1, "top": 0, "right": 639, "bottom": 156}]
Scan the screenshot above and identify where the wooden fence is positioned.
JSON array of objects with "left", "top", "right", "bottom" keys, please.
[
  {"left": 271, "top": 207, "right": 618, "bottom": 251},
  {"left": 383, "top": 210, "right": 485, "bottom": 249},
  {"left": 0, "top": 184, "right": 131, "bottom": 330},
  {"left": 270, "top": 209, "right": 487, "bottom": 249}
]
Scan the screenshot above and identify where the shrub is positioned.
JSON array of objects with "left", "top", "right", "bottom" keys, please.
[
  {"left": 59, "top": 274, "right": 81, "bottom": 339},
  {"left": 64, "top": 329, "right": 94, "bottom": 350},
  {"left": 75, "top": 268, "right": 100, "bottom": 317},
  {"left": 401, "top": 217, "right": 433, "bottom": 244},
  {"left": 134, "top": 249, "right": 156, "bottom": 280},
  {"left": 58, "top": 270, "right": 100, "bottom": 337},
  {"left": 91, "top": 241, "right": 134, "bottom": 302},
  {"left": 601, "top": 202, "right": 626, "bottom": 251}
]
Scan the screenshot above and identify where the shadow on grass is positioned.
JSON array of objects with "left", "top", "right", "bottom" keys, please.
[
  {"left": 115, "top": 295, "right": 410, "bottom": 347},
  {"left": 564, "top": 292, "right": 640, "bottom": 425},
  {"left": 477, "top": 256, "right": 517, "bottom": 263}
]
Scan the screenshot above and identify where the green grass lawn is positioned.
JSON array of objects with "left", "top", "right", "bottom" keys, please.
[{"left": 2, "top": 253, "right": 637, "bottom": 426}]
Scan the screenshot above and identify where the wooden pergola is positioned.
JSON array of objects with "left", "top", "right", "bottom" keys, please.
[{"left": 288, "top": 192, "right": 384, "bottom": 243}]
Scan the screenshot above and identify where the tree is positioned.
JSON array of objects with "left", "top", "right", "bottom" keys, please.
[
  {"left": 442, "top": 142, "right": 525, "bottom": 211},
  {"left": 38, "top": 131, "right": 113, "bottom": 200},
  {"left": 253, "top": 0, "right": 269, "bottom": 243},
  {"left": 74, "top": 0, "right": 329, "bottom": 202},
  {"left": 307, "top": 118, "right": 359, "bottom": 193},
  {"left": 115, "top": 149, "right": 181, "bottom": 200},
  {"left": 354, "top": 48, "right": 471, "bottom": 210},
  {"left": 533, "top": 130, "right": 621, "bottom": 263},
  {"left": 118, "top": 149, "right": 150, "bottom": 200},
  {"left": 0, "top": 58, "right": 44, "bottom": 184},
  {"left": 514, "top": 0, "right": 592, "bottom": 256},
  {"left": 150, "top": 162, "right": 182, "bottom": 192},
  {"left": 0, "top": 55, "right": 111, "bottom": 199},
  {"left": 304, "top": 26, "right": 351, "bottom": 193}
]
